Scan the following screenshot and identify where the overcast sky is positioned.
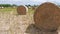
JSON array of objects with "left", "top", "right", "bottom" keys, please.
[{"left": 0, "top": 0, "right": 60, "bottom": 5}]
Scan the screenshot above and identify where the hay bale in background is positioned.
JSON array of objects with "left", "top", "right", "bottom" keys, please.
[
  {"left": 32, "top": 6, "right": 37, "bottom": 11},
  {"left": 32, "top": 7, "right": 36, "bottom": 10},
  {"left": 17, "top": 5, "right": 28, "bottom": 15},
  {"left": 34, "top": 2, "right": 60, "bottom": 31}
]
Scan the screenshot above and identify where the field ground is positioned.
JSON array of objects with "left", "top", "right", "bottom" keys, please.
[
  {"left": 0, "top": 8, "right": 59, "bottom": 34},
  {"left": 0, "top": 7, "right": 35, "bottom": 34},
  {"left": 0, "top": 7, "right": 34, "bottom": 14}
]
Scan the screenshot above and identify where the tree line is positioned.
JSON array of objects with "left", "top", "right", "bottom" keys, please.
[
  {"left": 0, "top": 4, "right": 17, "bottom": 7},
  {"left": 0, "top": 4, "right": 38, "bottom": 6}
]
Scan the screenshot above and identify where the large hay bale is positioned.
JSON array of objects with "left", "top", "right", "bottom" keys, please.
[
  {"left": 17, "top": 5, "right": 28, "bottom": 15},
  {"left": 34, "top": 2, "right": 60, "bottom": 31}
]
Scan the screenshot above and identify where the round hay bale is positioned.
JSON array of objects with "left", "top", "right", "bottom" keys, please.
[
  {"left": 32, "top": 6, "right": 37, "bottom": 11},
  {"left": 17, "top": 5, "right": 28, "bottom": 15},
  {"left": 32, "top": 7, "right": 36, "bottom": 10},
  {"left": 34, "top": 2, "right": 60, "bottom": 31}
]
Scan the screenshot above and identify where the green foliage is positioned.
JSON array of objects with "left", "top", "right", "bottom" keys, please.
[
  {"left": 0, "top": 4, "right": 17, "bottom": 7},
  {"left": 12, "top": 4, "right": 17, "bottom": 6},
  {"left": 0, "top": 4, "right": 12, "bottom": 7}
]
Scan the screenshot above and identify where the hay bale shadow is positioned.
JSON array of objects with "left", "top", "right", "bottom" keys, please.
[
  {"left": 25, "top": 24, "right": 58, "bottom": 34},
  {"left": 25, "top": 24, "right": 41, "bottom": 34}
]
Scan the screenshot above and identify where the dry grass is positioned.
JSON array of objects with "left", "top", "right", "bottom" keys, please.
[
  {"left": 0, "top": 8, "right": 59, "bottom": 34},
  {"left": 0, "top": 8, "right": 35, "bottom": 34}
]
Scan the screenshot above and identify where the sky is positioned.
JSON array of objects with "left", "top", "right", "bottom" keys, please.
[{"left": 0, "top": 0, "right": 60, "bottom": 5}]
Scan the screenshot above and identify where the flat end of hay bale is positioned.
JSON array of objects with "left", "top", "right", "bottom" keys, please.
[
  {"left": 17, "top": 5, "right": 28, "bottom": 15},
  {"left": 34, "top": 2, "right": 60, "bottom": 31}
]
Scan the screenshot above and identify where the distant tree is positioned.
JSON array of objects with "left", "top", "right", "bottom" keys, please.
[
  {"left": 0, "top": 4, "right": 12, "bottom": 7},
  {"left": 28, "top": 5, "right": 31, "bottom": 6},
  {"left": 12, "top": 4, "right": 17, "bottom": 6},
  {"left": 34, "top": 5, "right": 37, "bottom": 7},
  {"left": 25, "top": 5, "right": 28, "bottom": 7}
]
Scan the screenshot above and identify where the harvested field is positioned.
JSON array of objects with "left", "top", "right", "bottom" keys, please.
[
  {"left": 0, "top": 8, "right": 40, "bottom": 34},
  {"left": 0, "top": 7, "right": 60, "bottom": 34},
  {"left": 0, "top": 11, "right": 34, "bottom": 34}
]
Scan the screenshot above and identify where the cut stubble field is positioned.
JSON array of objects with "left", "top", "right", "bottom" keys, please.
[
  {"left": 0, "top": 7, "right": 38, "bottom": 34},
  {"left": 0, "top": 7, "right": 34, "bottom": 14},
  {"left": 0, "top": 7, "right": 59, "bottom": 34}
]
